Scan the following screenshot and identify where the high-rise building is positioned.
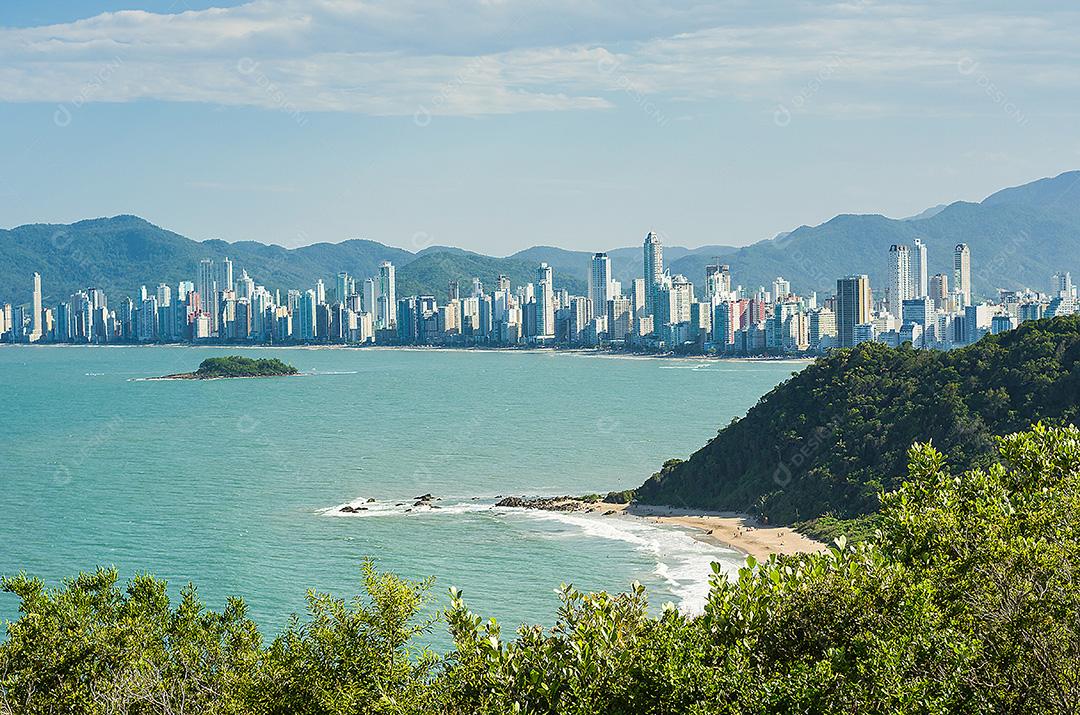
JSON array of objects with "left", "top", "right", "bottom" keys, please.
[
  {"left": 535, "top": 262, "right": 555, "bottom": 338},
  {"left": 155, "top": 283, "right": 172, "bottom": 308},
  {"left": 29, "top": 272, "right": 43, "bottom": 342},
  {"left": 297, "top": 290, "right": 317, "bottom": 340},
  {"left": 643, "top": 232, "right": 663, "bottom": 318},
  {"left": 589, "top": 253, "right": 612, "bottom": 317},
  {"left": 705, "top": 264, "right": 731, "bottom": 301},
  {"left": 836, "top": 274, "right": 872, "bottom": 348},
  {"left": 712, "top": 300, "right": 739, "bottom": 348},
  {"left": 888, "top": 244, "right": 913, "bottom": 315},
  {"left": 771, "top": 277, "right": 790, "bottom": 302},
  {"left": 198, "top": 259, "right": 218, "bottom": 333},
  {"left": 929, "top": 273, "right": 949, "bottom": 311},
  {"left": 630, "top": 278, "right": 646, "bottom": 318},
  {"left": 606, "top": 297, "right": 632, "bottom": 342},
  {"left": 954, "top": 243, "right": 972, "bottom": 307},
  {"left": 377, "top": 262, "right": 396, "bottom": 329},
  {"left": 218, "top": 257, "right": 234, "bottom": 294},
  {"left": 336, "top": 272, "right": 351, "bottom": 303},
  {"left": 912, "top": 239, "right": 929, "bottom": 297},
  {"left": 1052, "top": 271, "right": 1074, "bottom": 298}
]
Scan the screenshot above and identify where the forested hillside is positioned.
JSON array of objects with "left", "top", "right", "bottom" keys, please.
[{"left": 636, "top": 316, "right": 1080, "bottom": 529}]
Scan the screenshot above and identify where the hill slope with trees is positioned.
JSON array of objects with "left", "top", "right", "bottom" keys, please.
[{"left": 636, "top": 316, "right": 1080, "bottom": 530}]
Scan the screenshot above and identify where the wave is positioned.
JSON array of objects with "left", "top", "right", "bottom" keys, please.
[
  {"left": 319, "top": 497, "right": 742, "bottom": 613},
  {"left": 516, "top": 509, "right": 742, "bottom": 614}
]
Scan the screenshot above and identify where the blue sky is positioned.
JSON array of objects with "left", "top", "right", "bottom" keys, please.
[{"left": 1, "top": 1, "right": 1078, "bottom": 254}]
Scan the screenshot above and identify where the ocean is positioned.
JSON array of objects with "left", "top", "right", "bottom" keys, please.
[{"left": 0, "top": 345, "right": 801, "bottom": 638}]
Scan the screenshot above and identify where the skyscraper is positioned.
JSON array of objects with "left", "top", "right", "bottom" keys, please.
[
  {"left": 29, "top": 272, "right": 43, "bottom": 343},
  {"left": 888, "top": 244, "right": 913, "bottom": 315},
  {"left": 589, "top": 253, "right": 612, "bottom": 317},
  {"left": 912, "top": 239, "right": 929, "bottom": 297},
  {"left": 631, "top": 278, "right": 646, "bottom": 318},
  {"left": 198, "top": 259, "right": 217, "bottom": 333},
  {"left": 836, "top": 274, "right": 872, "bottom": 348},
  {"left": 929, "top": 273, "right": 949, "bottom": 311},
  {"left": 336, "top": 272, "right": 351, "bottom": 303},
  {"left": 643, "top": 232, "right": 663, "bottom": 318},
  {"left": 218, "top": 257, "right": 234, "bottom": 294},
  {"left": 536, "top": 262, "right": 554, "bottom": 338},
  {"left": 377, "top": 261, "right": 396, "bottom": 329},
  {"left": 953, "top": 243, "right": 972, "bottom": 307},
  {"left": 705, "top": 264, "right": 731, "bottom": 301}
]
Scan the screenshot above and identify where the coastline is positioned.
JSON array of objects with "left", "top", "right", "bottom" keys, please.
[
  {"left": 0, "top": 342, "right": 815, "bottom": 364},
  {"left": 497, "top": 497, "right": 826, "bottom": 561},
  {"left": 604, "top": 503, "right": 825, "bottom": 561}
]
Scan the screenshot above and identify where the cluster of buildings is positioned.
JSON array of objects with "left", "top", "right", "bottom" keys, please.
[{"left": 2, "top": 235, "right": 1076, "bottom": 355}]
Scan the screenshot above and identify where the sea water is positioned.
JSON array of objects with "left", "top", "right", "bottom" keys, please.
[{"left": 0, "top": 345, "right": 802, "bottom": 639}]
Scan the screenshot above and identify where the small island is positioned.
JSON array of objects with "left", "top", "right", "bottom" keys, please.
[{"left": 158, "top": 355, "right": 299, "bottom": 380}]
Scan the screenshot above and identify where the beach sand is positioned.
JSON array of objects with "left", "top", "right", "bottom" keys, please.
[{"left": 578, "top": 502, "right": 827, "bottom": 561}]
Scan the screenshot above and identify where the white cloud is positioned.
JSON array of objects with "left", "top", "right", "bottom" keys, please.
[{"left": 0, "top": 0, "right": 1077, "bottom": 117}]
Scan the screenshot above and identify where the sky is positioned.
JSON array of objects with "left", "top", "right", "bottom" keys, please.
[{"left": 1, "top": 1, "right": 1078, "bottom": 255}]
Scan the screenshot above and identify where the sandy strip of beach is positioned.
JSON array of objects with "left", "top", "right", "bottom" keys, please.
[{"left": 578, "top": 502, "right": 827, "bottom": 561}]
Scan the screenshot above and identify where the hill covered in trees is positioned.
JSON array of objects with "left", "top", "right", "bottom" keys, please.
[
  {"left": 636, "top": 315, "right": 1080, "bottom": 533},
  {"left": 3, "top": 425, "right": 1080, "bottom": 712}
]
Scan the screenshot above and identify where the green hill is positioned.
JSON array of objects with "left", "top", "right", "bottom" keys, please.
[
  {"left": 636, "top": 315, "right": 1080, "bottom": 530},
  {"left": 397, "top": 251, "right": 586, "bottom": 301},
  {"left": 0, "top": 215, "right": 414, "bottom": 306},
  {"left": 667, "top": 170, "right": 1080, "bottom": 298},
  {"left": 3, "top": 171, "right": 1078, "bottom": 307}
]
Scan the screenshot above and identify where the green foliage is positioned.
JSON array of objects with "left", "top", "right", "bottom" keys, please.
[
  {"left": 6, "top": 425, "right": 1080, "bottom": 713},
  {"left": 637, "top": 315, "right": 1080, "bottom": 525},
  {"left": 603, "top": 489, "right": 636, "bottom": 504},
  {"left": 194, "top": 355, "right": 298, "bottom": 378}
]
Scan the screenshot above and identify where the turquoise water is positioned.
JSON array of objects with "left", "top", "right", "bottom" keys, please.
[{"left": 0, "top": 346, "right": 800, "bottom": 638}]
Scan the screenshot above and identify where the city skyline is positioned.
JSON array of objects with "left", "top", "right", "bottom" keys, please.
[{"left": 3, "top": 231, "right": 1076, "bottom": 357}]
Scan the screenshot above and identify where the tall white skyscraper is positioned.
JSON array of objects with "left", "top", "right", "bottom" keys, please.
[
  {"left": 218, "top": 257, "right": 234, "bottom": 293},
  {"left": 643, "top": 232, "right": 663, "bottom": 318},
  {"left": 771, "top": 277, "right": 790, "bottom": 302},
  {"left": 29, "top": 272, "right": 43, "bottom": 343},
  {"left": 953, "top": 243, "right": 972, "bottom": 307},
  {"left": 1052, "top": 271, "right": 1074, "bottom": 298},
  {"left": 912, "top": 239, "right": 929, "bottom": 297},
  {"left": 888, "top": 244, "right": 913, "bottom": 315},
  {"left": 377, "top": 261, "right": 396, "bottom": 329},
  {"left": 589, "top": 252, "right": 613, "bottom": 317},
  {"left": 536, "top": 262, "right": 554, "bottom": 337}
]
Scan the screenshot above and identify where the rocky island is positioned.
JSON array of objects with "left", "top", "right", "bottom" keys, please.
[{"left": 157, "top": 355, "right": 299, "bottom": 380}]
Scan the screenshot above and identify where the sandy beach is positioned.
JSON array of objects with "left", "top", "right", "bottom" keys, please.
[{"left": 578, "top": 502, "right": 827, "bottom": 561}]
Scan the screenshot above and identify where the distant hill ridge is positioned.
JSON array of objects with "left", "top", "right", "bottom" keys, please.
[{"left": 2, "top": 171, "right": 1078, "bottom": 305}]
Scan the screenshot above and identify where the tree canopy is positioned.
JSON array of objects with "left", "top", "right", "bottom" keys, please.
[{"left": 636, "top": 315, "right": 1080, "bottom": 536}]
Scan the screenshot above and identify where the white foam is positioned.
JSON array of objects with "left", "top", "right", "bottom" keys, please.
[
  {"left": 504, "top": 509, "right": 744, "bottom": 614},
  {"left": 318, "top": 497, "right": 744, "bottom": 613}
]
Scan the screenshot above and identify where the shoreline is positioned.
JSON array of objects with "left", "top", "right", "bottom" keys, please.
[
  {"left": 496, "top": 497, "right": 826, "bottom": 560},
  {"left": 0, "top": 342, "right": 814, "bottom": 364}
]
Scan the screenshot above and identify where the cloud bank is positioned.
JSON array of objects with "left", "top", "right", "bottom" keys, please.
[{"left": 1, "top": 0, "right": 1078, "bottom": 117}]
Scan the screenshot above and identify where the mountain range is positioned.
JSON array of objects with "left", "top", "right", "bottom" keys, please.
[{"left": 2, "top": 171, "right": 1078, "bottom": 306}]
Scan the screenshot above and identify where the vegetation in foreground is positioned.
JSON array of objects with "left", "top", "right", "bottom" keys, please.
[
  {"left": 3, "top": 424, "right": 1080, "bottom": 713},
  {"left": 636, "top": 315, "right": 1080, "bottom": 534},
  {"left": 188, "top": 355, "right": 298, "bottom": 378}
]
